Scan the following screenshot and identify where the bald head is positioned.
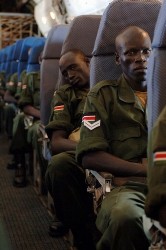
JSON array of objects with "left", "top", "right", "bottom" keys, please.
[{"left": 115, "top": 26, "right": 151, "bottom": 53}]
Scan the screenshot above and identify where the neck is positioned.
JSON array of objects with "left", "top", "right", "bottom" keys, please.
[{"left": 124, "top": 75, "right": 147, "bottom": 92}]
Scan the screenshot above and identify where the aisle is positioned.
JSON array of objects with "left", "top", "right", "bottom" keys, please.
[{"left": 0, "top": 132, "right": 69, "bottom": 250}]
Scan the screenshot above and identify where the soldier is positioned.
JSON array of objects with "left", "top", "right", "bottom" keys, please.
[
  {"left": 76, "top": 26, "right": 151, "bottom": 250},
  {"left": 145, "top": 106, "right": 166, "bottom": 228},
  {"left": 10, "top": 70, "right": 42, "bottom": 187},
  {"left": 4, "top": 71, "right": 18, "bottom": 139},
  {"left": 45, "top": 49, "right": 96, "bottom": 250}
]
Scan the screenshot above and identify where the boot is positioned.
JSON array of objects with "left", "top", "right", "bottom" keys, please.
[
  {"left": 49, "top": 216, "right": 69, "bottom": 237},
  {"left": 13, "top": 163, "right": 26, "bottom": 187}
]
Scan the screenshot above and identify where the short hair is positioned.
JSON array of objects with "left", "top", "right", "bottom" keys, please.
[{"left": 61, "top": 49, "right": 89, "bottom": 63}]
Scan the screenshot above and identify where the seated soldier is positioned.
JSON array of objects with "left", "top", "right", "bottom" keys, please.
[
  {"left": 4, "top": 71, "right": 18, "bottom": 139},
  {"left": 145, "top": 106, "right": 166, "bottom": 229},
  {"left": 10, "top": 69, "right": 43, "bottom": 187},
  {"left": 45, "top": 49, "right": 96, "bottom": 249},
  {"left": 7, "top": 69, "right": 27, "bottom": 169},
  {"left": 76, "top": 26, "right": 151, "bottom": 250}
]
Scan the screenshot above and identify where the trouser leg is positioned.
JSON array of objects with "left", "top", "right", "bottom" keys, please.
[
  {"left": 45, "top": 151, "right": 96, "bottom": 249},
  {"left": 4, "top": 103, "right": 17, "bottom": 138},
  {"left": 96, "top": 184, "right": 150, "bottom": 250},
  {"left": 9, "top": 113, "right": 30, "bottom": 154},
  {"left": 28, "top": 121, "right": 48, "bottom": 192}
]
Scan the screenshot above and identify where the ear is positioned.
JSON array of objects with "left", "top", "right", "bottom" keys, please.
[{"left": 115, "top": 52, "right": 120, "bottom": 65}]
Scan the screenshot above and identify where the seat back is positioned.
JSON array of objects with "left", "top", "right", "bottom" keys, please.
[
  {"left": 5, "top": 45, "right": 16, "bottom": 82},
  {"left": 40, "top": 25, "right": 69, "bottom": 125},
  {"left": 90, "top": 0, "right": 162, "bottom": 87},
  {"left": 26, "top": 37, "right": 46, "bottom": 73},
  {"left": 147, "top": 0, "right": 166, "bottom": 133},
  {"left": 10, "top": 39, "right": 24, "bottom": 76},
  {"left": 60, "top": 15, "right": 101, "bottom": 88},
  {"left": 17, "top": 37, "right": 38, "bottom": 81}
]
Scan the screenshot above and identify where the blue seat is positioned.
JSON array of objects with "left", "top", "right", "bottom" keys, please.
[
  {"left": 10, "top": 39, "right": 24, "bottom": 77},
  {"left": 26, "top": 37, "right": 46, "bottom": 73},
  {"left": 5, "top": 45, "right": 16, "bottom": 82},
  {"left": 40, "top": 25, "right": 69, "bottom": 126},
  {"left": 147, "top": 0, "right": 166, "bottom": 132},
  {"left": 17, "top": 37, "right": 38, "bottom": 81}
]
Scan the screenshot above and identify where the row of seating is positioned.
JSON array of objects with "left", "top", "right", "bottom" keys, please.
[
  {"left": 39, "top": 0, "right": 162, "bottom": 202},
  {"left": 1, "top": 0, "right": 166, "bottom": 247},
  {"left": 0, "top": 36, "right": 46, "bottom": 84}
]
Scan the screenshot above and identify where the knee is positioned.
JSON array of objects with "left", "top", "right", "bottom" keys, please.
[{"left": 45, "top": 153, "right": 71, "bottom": 181}]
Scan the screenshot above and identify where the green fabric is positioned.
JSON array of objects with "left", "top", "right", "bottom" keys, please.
[
  {"left": 145, "top": 105, "right": 166, "bottom": 220},
  {"left": 0, "top": 71, "right": 6, "bottom": 91},
  {"left": 19, "top": 71, "right": 40, "bottom": 110},
  {"left": 15, "top": 69, "right": 27, "bottom": 99},
  {"left": 76, "top": 74, "right": 147, "bottom": 163},
  {"left": 76, "top": 74, "right": 149, "bottom": 250},
  {"left": 6, "top": 72, "right": 18, "bottom": 95},
  {"left": 45, "top": 84, "right": 89, "bottom": 137},
  {"left": 96, "top": 184, "right": 149, "bottom": 250}
]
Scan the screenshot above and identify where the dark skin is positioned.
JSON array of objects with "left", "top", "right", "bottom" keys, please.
[
  {"left": 50, "top": 50, "right": 90, "bottom": 155},
  {"left": 82, "top": 26, "right": 152, "bottom": 177},
  {"left": 23, "top": 105, "right": 40, "bottom": 119}
]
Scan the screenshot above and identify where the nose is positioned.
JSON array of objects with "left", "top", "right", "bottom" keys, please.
[
  {"left": 67, "top": 70, "right": 75, "bottom": 81},
  {"left": 134, "top": 51, "right": 147, "bottom": 62}
]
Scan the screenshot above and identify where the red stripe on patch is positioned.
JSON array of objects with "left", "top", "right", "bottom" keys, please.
[
  {"left": 54, "top": 105, "right": 64, "bottom": 111},
  {"left": 154, "top": 152, "right": 166, "bottom": 161},
  {"left": 82, "top": 116, "right": 96, "bottom": 122}
]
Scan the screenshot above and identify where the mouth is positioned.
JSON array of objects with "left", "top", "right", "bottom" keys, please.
[
  {"left": 71, "top": 78, "right": 80, "bottom": 85},
  {"left": 134, "top": 67, "right": 147, "bottom": 73}
]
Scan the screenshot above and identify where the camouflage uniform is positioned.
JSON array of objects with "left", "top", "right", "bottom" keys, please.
[{"left": 76, "top": 75, "right": 149, "bottom": 250}]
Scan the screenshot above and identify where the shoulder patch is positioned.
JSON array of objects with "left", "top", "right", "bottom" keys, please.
[
  {"left": 153, "top": 151, "right": 166, "bottom": 163},
  {"left": 54, "top": 104, "right": 64, "bottom": 111},
  {"left": 82, "top": 112, "right": 100, "bottom": 130}
]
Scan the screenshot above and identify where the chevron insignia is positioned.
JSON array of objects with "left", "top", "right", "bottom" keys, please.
[{"left": 84, "top": 120, "right": 101, "bottom": 130}]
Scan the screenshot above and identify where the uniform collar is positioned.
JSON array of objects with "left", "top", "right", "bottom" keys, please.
[
  {"left": 117, "top": 74, "right": 146, "bottom": 113},
  {"left": 117, "top": 74, "right": 135, "bottom": 104}
]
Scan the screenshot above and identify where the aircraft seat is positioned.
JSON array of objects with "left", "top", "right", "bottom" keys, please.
[
  {"left": 17, "top": 37, "right": 38, "bottom": 81},
  {"left": 147, "top": 0, "right": 166, "bottom": 132},
  {"left": 90, "top": 0, "right": 162, "bottom": 87},
  {"left": 40, "top": 25, "right": 69, "bottom": 126}
]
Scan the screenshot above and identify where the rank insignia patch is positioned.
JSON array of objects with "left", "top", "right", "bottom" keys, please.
[{"left": 84, "top": 120, "right": 101, "bottom": 130}]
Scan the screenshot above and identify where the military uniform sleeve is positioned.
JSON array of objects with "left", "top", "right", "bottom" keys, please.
[
  {"left": 6, "top": 73, "right": 17, "bottom": 95},
  {"left": 45, "top": 87, "right": 74, "bottom": 137},
  {"left": 0, "top": 72, "right": 6, "bottom": 92},
  {"left": 18, "top": 73, "right": 33, "bottom": 108},
  {"left": 145, "top": 106, "right": 166, "bottom": 220},
  {"left": 76, "top": 87, "right": 110, "bottom": 164}
]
